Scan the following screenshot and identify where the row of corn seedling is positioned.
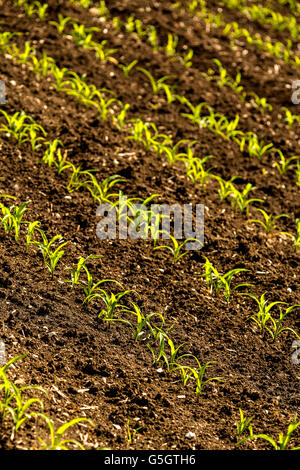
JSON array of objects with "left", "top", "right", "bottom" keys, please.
[
  {"left": 1, "top": 114, "right": 298, "bottom": 340},
  {"left": 1, "top": 32, "right": 299, "bottom": 244},
  {"left": 206, "top": 57, "right": 300, "bottom": 127},
  {"left": 4, "top": 0, "right": 300, "bottom": 448},
  {"left": 83, "top": 3, "right": 300, "bottom": 129},
  {"left": 0, "top": 191, "right": 224, "bottom": 398},
  {"left": 6, "top": 6, "right": 300, "bottom": 178},
  {"left": 235, "top": 407, "right": 300, "bottom": 449},
  {"left": 0, "top": 354, "right": 94, "bottom": 449},
  {"left": 0, "top": 195, "right": 70, "bottom": 277},
  {"left": 1, "top": 23, "right": 298, "bottom": 239},
  {"left": 0, "top": 108, "right": 201, "bottom": 259},
  {"left": 172, "top": 0, "right": 300, "bottom": 67},
  {"left": 65, "top": 5, "right": 300, "bottom": 161},
  {"left": 2, "top": 35, "right": 299, "bottom": 248},
  {"left": 219, "top": 0, "right": 300, "bottom": 40}
]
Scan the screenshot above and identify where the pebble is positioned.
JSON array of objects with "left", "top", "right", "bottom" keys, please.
[
  {"left": 0, "top": 341, "right": 6, "bottom": 365},
  {"left": 185, "top": 431, "right": 196, "bottom": 439},
  {"left": 89, "top": 7, "right": 99, "bottom": 16}
]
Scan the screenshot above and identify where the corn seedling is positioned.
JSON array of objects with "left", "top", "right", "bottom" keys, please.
[
  {"left": 152, "top": 138, "right": 195, "bottom": 166},
  {"left": 86, "top": 289, "right": 134, "bottom": 322},
  {"left": 160, "top": 83, "right": 177, "bottom": 104},
  {"left": 66, "top": 164, "right": 96, "bottom": 193},
  {"left": 71, "top": 261, "right": 121, "bottom": 301},
  {"left": 95, "top": 94, "right": 119, "bottom": 121},
  {"left": 110, "top": 191, "right": 149, "bottom": 225},
  {"left": 249, "top": 209, "right": 289, "bottom": 234},
  {"left": 165, "top": 33, "right": 178, "bottom": 56},
  {"left": 86, "top": 174, "right": 125, "bottom": 204},
  {"left": 0, "top": 355, "right": 46, "bottom": 440},
  {"left": 118, "top": 60, "right": 138, "bottom": 77},
  {"left": 60, "top": 72, "right": 108, "bottom": 105},
  {"left": 137, "top": 68, "right": 175, "bottom": 95},
  {"left": 127, "top": 119, "right": 158, "bottom": 150},
  {"left": 229, "top": 72, "right": 245, "bottom": 96},
  {"left": 236, "top": 415, "right": 300, "bottom": 450},
  {"left": 147, "top": 324, "right": 187, "bottom": 372},
  {"left": 70, "top": 23, "right": 100, "bottom": 49},
  {"left": 49, "top": 14, "right": 74, "bottom": 34},
  {"left": 180, "top": 48, "right": 194, "bottom": 68},
  {"left": 249, "top": 92, "right": 273, "bottom": 113},
  {"left": 98, "top": 1, "right": 110, "bottom": 18},
  {"left": 296, "top": 162, "right": 300, "bottom": 189},
  {"left": 30, "top": 52, "right": 55, "bottom": 80},
  {"left": 125, "top": 192, "right": 160, "bottom": 215},
  {"left": 149, "top": 132, "right": 173, "bottom": 156},
  {"left": 70, "top": 0, "right": 91, "bottom": 7},
  {"left": 281, "top": 219, "right": 300, "bottom": 250},
  {"left": 133, "top": 18, "right": 147, "bottom": 38},
  {"left": 0, "top": 32, "right": 21, "bottom": 52},
  {"left": 13, "top": 0, "right": 26, "bottom": 5},
  {"left": 64, "top": 254, "right": 102, "bottom": 288},
  {"left": 212, "top": 59, "right": 232, "bottom": 87},
  {"left": 0, "top": 200, "right": 30, "bottom": 241},
  {"left": 42, "top": 140, "right": 63, "bottom": 167},
  {"left": 208, "top": 60, "right": 245, "bottom": 97},
  {"left": 239, "top": 292, "right": 288, "bottom": 334},
  {"left": 23, "top": 3, "right": 38, "bottom": 18},
  {"left": 282, "top": 107, "right": 300, "bottom": 129},
  {"left": 83, "top": 278, "right": 123, "bottom": 303},
  {"left": 126, "top": 419, "right": 143, "bottom": 445},
  {"left": 125, "top": 16, "right": 138, "bottom": 34},
  {"left": 3, "top": 381, "right": 45, "bottom": 440},
  {"left": 158, "top": 139, "right": 196, "bottom": 166},
  {"left": 0, "top": 110, "right": 45, "bottom": 147},
  {"left": 214, "top": 175, "right": 239, "bottom": 201},
  {"left": 100, "top": 300, "right": 135, "bottom": 336},
  {"left": 34, "top": 413, "right": 94, "bottom": 450},
  {"left": 138, "top": 212, "right": 170, "bottom": 246},
  {"left": 236, "top": 409, "right": 254, "bottom": 438},
  {"left": 167, "top": 338, "right": 188, "bottom": 372},
  {"left": 147, "top": 327, "right": 172, "bottom": 370},
  {"left": 113, "top": 103, "right": 130, "bottom": 131},
  {"left": 0, "top": 192, "right": 16, "bottom": 201},
  {"left": 147, "top": 25, "right": 159, "bottom": 51},
  {"left": 12, "top": 41, "right": 35, "bottom": 65},
  {"left": 172, "top": 355, "right": 224, "bottom": 397},
  {"left": 177, "top": 96, "right": 212, "bottom": 125},
  {"left": 92, "top": 41, "right": 117, "bottom": 63},
  {"left": 153, "top": 235, "right": 201, "bottom": 263},
  {"left": 28, "top": 126, "right": 47, "bottom": 152},
  {"left": 199, "top": 257, "right": 252, "bottom": 302},
  {"left": 129, "top": 306, "right": 166, "bottom": 342},
  {"left": 273, "top": 150, "right": 299, "bottom": 175},
  {"left": 207, "top": 113, "right": 243, "bottom": 141},
  {"left": 26, "top": 220, "right": 41, "bottom": 247},
  {"left": 50, "top": 66, "right": 71, "bottom": 91},
  {"left": 54, "top": 149, "right": 72, "bottom": 175},
  {"left": 106, "top": 12, "right": 119, "bottom": 27},
  {"left": 130, "top": 17, "right": 148, "bottom": 37},
  {"left": 239, "top": 132, "right": 274, "bottom": 160},
  {"left": 185, "top": 155, "right": 215, "bottom": 187},
  {"left": 34, "top": 229, "right": 69, "bottom": 276},
  {"left": 230, "top": 183, "right": 263, "bottom": 215},
  {"left": 34, "top": 1, "right": 48, "bottom": 20},
  {"left": 264, "top": 305, "right": 300, "bottom": 341}
]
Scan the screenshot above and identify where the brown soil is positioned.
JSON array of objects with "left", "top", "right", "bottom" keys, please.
[{"left": 0, "top": 0, "right": 299, "bottom": 451}]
